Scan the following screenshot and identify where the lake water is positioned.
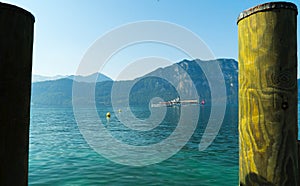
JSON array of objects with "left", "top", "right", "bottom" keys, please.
[{"left": 29, "top": 105, "right": 239, "bottom": 185}]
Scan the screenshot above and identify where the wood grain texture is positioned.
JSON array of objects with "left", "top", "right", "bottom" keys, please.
[{"left": 238, "top": 8, "right": 298, "bottom": 185}]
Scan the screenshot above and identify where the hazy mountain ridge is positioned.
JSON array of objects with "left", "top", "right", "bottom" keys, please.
[
  {"left": 32, "top": 73, "right": 112, "bottom": 83},
  {"left": 32, "top": 75, "right": 68, "bottom": 82},
  {"left": 31, "top": 59, "right": 238, "bottom": 107}
]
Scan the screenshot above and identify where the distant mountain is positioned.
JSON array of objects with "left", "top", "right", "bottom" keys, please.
[
  {"left": 32, "top": 75, "right": 67, "bottom": 82},
  {"left": 67, "top": 73, "right": 112, "bottom": 83},
  {"left": 31, "top": 59, "right": 238, "bottom": 107},
  {"left": 138, "top": 58, "right": 238, "bottom": 105},
  {"left": 32, "top": 73, "right": 112, "bottom": 83},
  {"left": 32, "top": 78, "right": 73, "bottom": 107}
]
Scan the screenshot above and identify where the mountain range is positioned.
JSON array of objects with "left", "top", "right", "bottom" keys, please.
[
  {"left": 32, "top": 73, "right": 112, "bottom": 83},
  {"left": 31, "top": 58, "right": 238, "bottom": 107}
]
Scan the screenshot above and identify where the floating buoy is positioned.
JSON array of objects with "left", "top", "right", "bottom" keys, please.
[
  {"left": 201, "top": 100, "right": 205, "bottom": 105},
  {"left": 106, "top": 112, "right": 111, "bottom": 118},
  {"left": 118, "top": 109, "right": 122, "bottom": 113}
]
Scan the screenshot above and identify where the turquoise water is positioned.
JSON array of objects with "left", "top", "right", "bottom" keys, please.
[{"left": 29, "top": 106, "right": 238, "bottom": 185}]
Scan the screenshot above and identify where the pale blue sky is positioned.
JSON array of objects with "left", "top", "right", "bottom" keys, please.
[{"left": 3, "top": 0, "right": 300, "bottom": 80}]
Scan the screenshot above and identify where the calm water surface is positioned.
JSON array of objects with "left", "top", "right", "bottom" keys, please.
[{"left": 29, "top": 106, "right": 238, "bottom": 185}]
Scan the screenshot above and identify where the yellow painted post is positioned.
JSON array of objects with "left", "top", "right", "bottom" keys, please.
[
  {"left": 0, "top": 3, "right": 34, "bottom": 186},
  {"left": 237, "top": 2, "right": 298, "bottom": 185}
]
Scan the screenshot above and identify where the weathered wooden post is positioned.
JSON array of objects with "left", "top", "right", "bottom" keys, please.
[
  {"left": 237, "top": 2, "right": 298, "bottom": 185},
  {"left": 0, "top": 3, "right": 34, "bottom": 186}
]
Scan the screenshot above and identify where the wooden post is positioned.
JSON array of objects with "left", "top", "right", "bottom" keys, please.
[
  {"left": 237, "top": 2, "right": 298, "bottom": 185},
  {"left": 0, "top": 3, "right": 34, "bottom": 186},
  {"left": 298, "top": 141, "right": 300, "bottom": 185}
]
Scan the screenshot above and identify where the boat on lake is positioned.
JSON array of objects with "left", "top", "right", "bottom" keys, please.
[{"left": 151, "top": 97, "right": 201, "bottom": 107}]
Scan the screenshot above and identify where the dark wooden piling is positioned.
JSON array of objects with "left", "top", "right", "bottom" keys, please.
[
  {"left": 237, "top": 2, "right": 298, "bottom": 185},
  {"left": 0, "top": 3, "right": 34, "bottom": 186}
]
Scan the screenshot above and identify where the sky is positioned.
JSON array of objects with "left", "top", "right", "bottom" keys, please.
[{"left": 3, "top": 0, "right": 300, "bottom": 80}]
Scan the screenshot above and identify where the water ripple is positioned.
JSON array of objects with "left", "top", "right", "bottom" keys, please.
[{"left": 29, "top": 106, "right": 238, "bottom": 185}]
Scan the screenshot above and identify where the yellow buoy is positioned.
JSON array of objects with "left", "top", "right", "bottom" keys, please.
[{"left": 106, "top": 112, "right": 111, "bottom": 118}]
